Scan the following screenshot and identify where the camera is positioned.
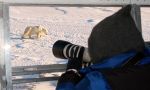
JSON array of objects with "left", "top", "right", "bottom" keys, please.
[{"left": 52, "top": 40, "right": 91, "bottom": 63}]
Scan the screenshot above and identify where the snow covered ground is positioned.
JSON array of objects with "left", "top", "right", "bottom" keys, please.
[{"left": 9, "top": 6, "right": 150, "bottom": 90}]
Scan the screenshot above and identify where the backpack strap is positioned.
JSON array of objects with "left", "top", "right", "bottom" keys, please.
[{"left": 122, "top": 52, "right": 145, "bottom": 67}]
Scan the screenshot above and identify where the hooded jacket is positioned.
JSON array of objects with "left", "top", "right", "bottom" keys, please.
[{"left": 56, "top": 5, "right": 150, "bottom": 90}]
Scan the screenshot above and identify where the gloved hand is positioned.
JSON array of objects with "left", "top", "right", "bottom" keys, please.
[
  {"left": 57, "top": 69, "right": 82, "bottom": 85},
  {"left": 66, "top": 46, "right": 85, "bottom": 71}
]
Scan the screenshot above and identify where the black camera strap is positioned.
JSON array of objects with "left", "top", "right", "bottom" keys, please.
[{"left": 122, "top": 52, "right": 145, "bottom": 67}]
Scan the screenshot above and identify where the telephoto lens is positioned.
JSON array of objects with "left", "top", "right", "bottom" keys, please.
[
  {"left": 52, "top": 40, "right": 91, "bottom": 62},
  {"left": 52, "top": 40, "right": 71, "bottom": 59}
]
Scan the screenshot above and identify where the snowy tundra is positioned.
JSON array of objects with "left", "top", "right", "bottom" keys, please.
[{"left": 9, "top": 6, "right": 150, "bottom": 90}]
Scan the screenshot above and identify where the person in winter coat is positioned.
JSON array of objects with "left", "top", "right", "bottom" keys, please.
[{"left": 56, "top": 5, "right": 150, "bottom": 90}]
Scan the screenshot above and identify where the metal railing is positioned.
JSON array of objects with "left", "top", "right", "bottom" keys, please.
[
  {"left": 0, "top": 0, "right": 150, "bottom": 90},
  {"left": 12, "top": 64, "right": 66, "bottom": 84}
]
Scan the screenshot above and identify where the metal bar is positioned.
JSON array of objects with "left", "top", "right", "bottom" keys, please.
[
  {"left": 131, "top": 4, "right": 142, "bottom": 32},
  {"left": 12, "top": 69, "right": 65, "bottom": 76},
  {"left": 12, "top": 64, "right": 66, "bottom": 72},
  {"left": 12, "top": 64, "right": 66, "bottom": 76},
  {"left": 12, "top": 77, "right": 59, "bottom": 84},
  {"left": 2, "top": 0, "right": 131, "bottom": 5},
  {"left": 5, "top": 3, "right": 150, "bottom": 7},
  {"left": 6, "top": 4, "right": 124, "bottom": 7},
  {"left": 2, "top": 0, "right": 150, "bottom": 6},
  {"left": 0, "top": 2, "right": 12, "bottom": 90},
  {"left": 131, "top": 0, "right": 150, "bottom": 5},
  {"left": 3, "top": 3, "right": 12, "bottom": 90},
  {"left": 0, "top": 2, "right": 6, "bottom": 90}
]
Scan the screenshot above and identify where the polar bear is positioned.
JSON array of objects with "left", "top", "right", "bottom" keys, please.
[{"left": 22, "top": 25, "right": 48, "bottom": 39}]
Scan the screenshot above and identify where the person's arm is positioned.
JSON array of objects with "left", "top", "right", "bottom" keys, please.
[
  {"left": 56, "top": 56, "right": 83, "bottom": 90},
  {"left": 56, "top": 44, "right": 89, "bottom": 90}
]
